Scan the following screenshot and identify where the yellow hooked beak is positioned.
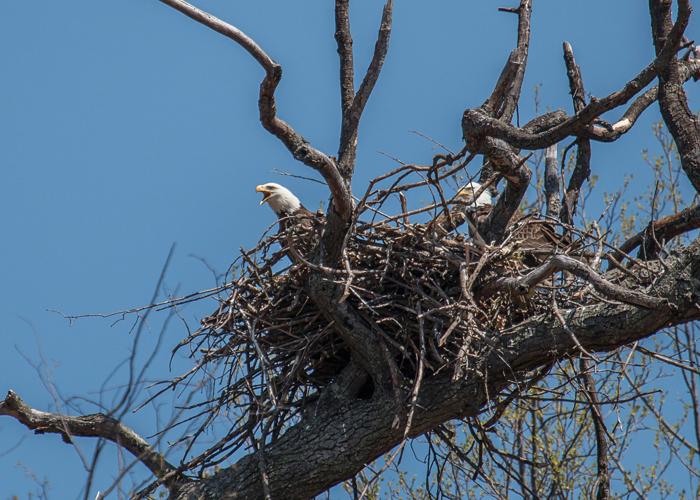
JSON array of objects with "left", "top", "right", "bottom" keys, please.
[{"left": 256, "top": 185, "right": 273, "bottom": 205}]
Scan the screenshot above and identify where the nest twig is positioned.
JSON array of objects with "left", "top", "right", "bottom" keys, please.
[{"left": 161, "top": 162, "right": 631, "bottom": 473}]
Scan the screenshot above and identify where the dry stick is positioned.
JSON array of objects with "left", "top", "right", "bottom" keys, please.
[
  {"left": 461, "top": 5, "right": 690, "bottom": 151},
  {"left": 636, "top": 345, "right": 700, "bottom": 376},
  {"left": 611, "top": 204, "right": 700, "bottom": 263},
  {"left": 158, "top": 0, "right": 352, "bottom": 220},
  {"left": 561, "top": 41, "right": 591, "bottom": 225},
  {"left": 398, "top": 192, "right": 409, "bottom": 225},
  {"left": 480, "top": 254, "right": 668, "bottom": 310},
  {"left": 358, "top": 149, "right": 472, "bottom": 210},
  {"left": 338, "top": 0, "right": 394, "bottom": 174},
  {"left": 0, "top": 391, "right": 178, "bottom": 484},
  {"left": 578, "top": 358, "right": 611, "bottom": 500}
]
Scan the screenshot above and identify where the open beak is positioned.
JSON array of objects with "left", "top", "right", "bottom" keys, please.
[{"left": 255, "top": 185, "right": 273, "bottom": 205}]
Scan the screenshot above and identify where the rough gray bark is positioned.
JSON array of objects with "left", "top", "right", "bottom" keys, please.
[
  {"left": 4, "top": 1, "right": 700, "bottom": 499},
  {"left": 172, "top": 239, "right": 700, "bottom": 499}
]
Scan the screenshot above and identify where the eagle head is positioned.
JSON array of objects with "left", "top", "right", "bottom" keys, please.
[
  {"left": 255, "top": 182, "right": 302, "bottom": 216},
  {"left": 456, "top": 182, "right": 492, "bottom": 210}
]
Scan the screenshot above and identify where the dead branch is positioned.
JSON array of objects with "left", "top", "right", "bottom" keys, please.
[
  {"left": 479, "top": 254, "right": 668, "bottom": 310},
  {"left": 544, "top": 145, "right": 560, "bottom": 217},
  {"left": 478, "top": 150, "right": 532, "bottom": 243},
  {"left": 462, "top": 6, "right": 690, "bottom": 151},
  {"left": 158, "top": 0, "right": 353, "bottom": 220},
  {"left": 499, "top": 0, "right": 532, "bottom": 122},
  {"left": 484, "top": 0, "right": 532, "bottom": 120},
  {"left": 610, "top": 204, "right": 700, "bottom": 263},
  {"left": 650, "top": 0, "right": 700, "bottom": 194},
  {"left": 335, "top": 0, "right": 355, "bottom": 122},
  {"left": 560, "top": 41, "right": 591, "bottom": 225},
  {"left": 0, "top": 390, "right": 180, "bottom": 490},
  {"left": 338, "top": 0, "right": 394, "bottom": 176}
]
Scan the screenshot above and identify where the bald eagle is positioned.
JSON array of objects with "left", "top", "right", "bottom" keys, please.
[
  {"left": 429, "top": 181, "right": 493, "bottom": 239},
  {"left": 459, "top": 181, "right": 582, "bottom": 261},
  {"left": 456, "top": 181, "right": 493, "bottom": 225},
  {"left": 256, "top": 182, "right": 319, "bottom": 260},
  {"left": 456, "top": 181, "right": 493, "bottom": 210},
  {"left": 256, "top": 182, "right": 316, "bottom": 230}
]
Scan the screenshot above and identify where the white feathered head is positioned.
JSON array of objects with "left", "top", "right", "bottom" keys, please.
[
  {"left": 255, "top": 182, "right": 302, "bottom": 216},
  {"left": 456, "top": 182, "right": 492, "bottom": 210}
]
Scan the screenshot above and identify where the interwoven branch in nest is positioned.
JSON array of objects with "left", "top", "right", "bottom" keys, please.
[{"left": 162, "top": 162, "right": 662, "bottom": 471}]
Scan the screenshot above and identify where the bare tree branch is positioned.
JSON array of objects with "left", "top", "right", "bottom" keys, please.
[
  {"left": 499, "top": 0, "right": 532, "bottom": 122},
  {"left": 579, "top": 359, "right": 611, "bottom": 500},
  {"left": 580, "top": 57, "right": 700, "bottom": 141},
  {"left": 462, "top": 8, "right": 690, "bottom": 151},
  {"left": 171, "top": 237, "right": 700, "bottom": 498},
  {"left": 0, "top": 391, "right": 180, "bottom": 491},
  {"left": 560, "top": 41, "right": 591, "bottom": 225},
  {"left": 544, "top": 145, "right": 561, "bottom": 217},
  {"left": 338, "top": 0, "right": 394, "bottom": 176},
  {"left": 610, "top": 204, "right": 700, "bottom": 263},
  {"left": 479, "top": 254, "right": 669, "bottom": 310},
  {"left": 158, "top": 0, "right": 353, "bottom": 220},
  {"left": 335, "top": 0, "right": 355, "bottom": 120},
  {"left": 479, "top": 0, "right": 532, "bottom": 185},
  {"left": 477, "top": 146, "right": 531, "bottom": 243},
  {"left": 649, "top": 0, "right": 700, "bottom": 194}
]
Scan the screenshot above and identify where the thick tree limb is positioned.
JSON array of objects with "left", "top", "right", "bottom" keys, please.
[
  {"left": 0, "top": 391, "right": 180, "bottom": 491},
  {"left": 306, "top": 276, "right": 394, "bottom": 392},
  {"left": 500, "top": 0, "right": 532, "bottom": 122},
  {"left": 585, "top": 58, "right": 700, "bottom": 141},
  {"left": 173, "top": 238, "right": 700, "bottom": 499},
  {"left": 158, "top": 0, "right": 353, "bottom": 221},
  {"left": 477, "top": 146, "right": 532, "bottom": 243},
  {"left": 479, "top": 0, "right": 532, "bottom": 184},
  {"left": 649, "top": 0, "right": 700, "bottom": 194}
]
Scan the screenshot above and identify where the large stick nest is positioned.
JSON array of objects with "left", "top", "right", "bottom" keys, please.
[{"left": 168, "top": 165, "right": 605, "bottom": 468}]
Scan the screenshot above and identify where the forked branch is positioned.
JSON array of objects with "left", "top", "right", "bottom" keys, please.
[
  {"left": 560, "top": 41, "right": 591, "bottom": 224},
  {"left": 463, "top": 5, "right": 690, "bottom": 151},
  {"left": 650, "top": 0, "right": 700, "bottom": 194},
  {"left": 480, "top": 254, "right": 668, "bottom": 310},
  {"left": 337, "top": 0, "right": 394, "bottom": 175},
  {"left": 610, "top": 204, "right": 700, "bottom": 262},
  {"left": 158, "top": 0, "right": 353, "bottom": 220},
  {"left": 0, "top": 390, "right": 179, "bottom": 490}
]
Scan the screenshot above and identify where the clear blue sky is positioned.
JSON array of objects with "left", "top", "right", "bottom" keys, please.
[{"left": 1, "top": 1, "right": 699, "bottom": 498}]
